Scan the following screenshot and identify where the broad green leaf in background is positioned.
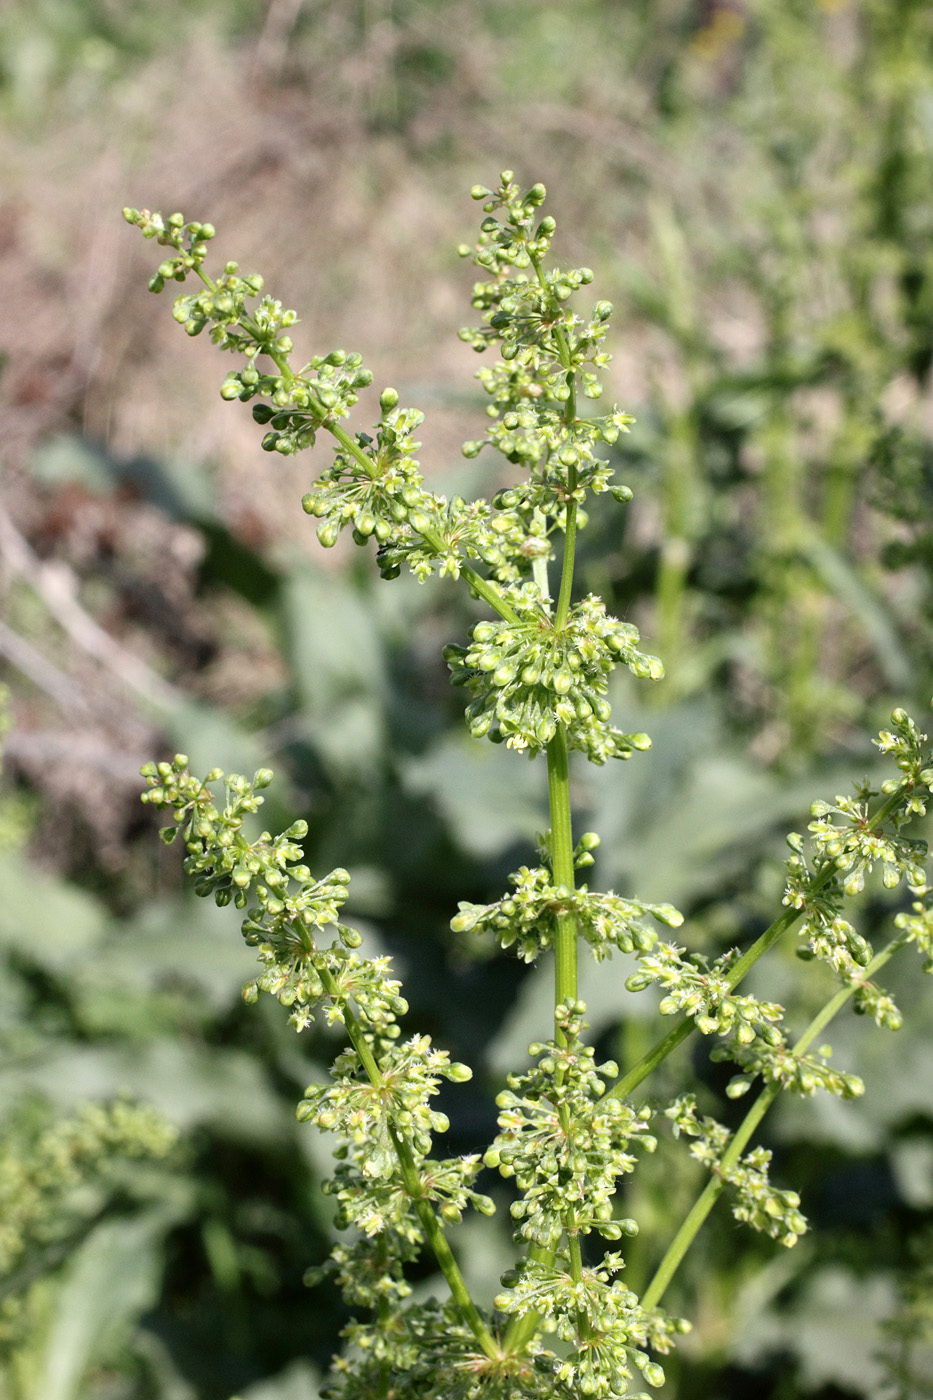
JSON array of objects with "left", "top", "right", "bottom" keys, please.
[{"left": 13, "top": 1208, "right": 181, "bottom": 1400}]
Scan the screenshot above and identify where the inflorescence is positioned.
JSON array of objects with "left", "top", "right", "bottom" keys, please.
[{"left": 130, "top": 177, "right": 933, "bottom": 1400}]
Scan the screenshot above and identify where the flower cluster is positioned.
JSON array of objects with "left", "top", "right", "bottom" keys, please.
[
  {"left": 141, "top": 759, "right": 506, "bottom": 1384},
  {"left": 444, "top": 590, "right": 661, "bottom": 760},
  {"left": 451, "top": 860, "right": 682, "bottom": 963},
  {"left": 625, "top": 944, "right": 785, "bottom": 1046},
  {"left": 300, "top": 393, "right": 429, "bottom": 545},
  {"left": 141, "top": 755, "right": 295, "bottom": 899},
  {"left": 368, "top": 481, "right": 543, "bottom": 586},
  {"left": 895, "top": 890, "right": 933, "bottom": 975},
  {"left": 320, "top": 1297, "right": 511, "bottom": 1400},
  {"left": 714, "top": 1039, "right": 865, "bottom": 1102},
  {"left": 140, "top": 756, "right": 387, "bottom": 1029},
  {"left": 765, "top": 713, "right": 933, "bottom": 985},
  {"left": 483, "top": 443, "right": 634, "bottom": 531},
  {"left": 495, "top": 1254, "right": 665, "bottom": 1399},
  {"left": 666, "top": 1096, "right": 808, "bottom": 1247},
  {"left": 456, "top": 173, "right": 638, "bottom": 541},
  {"left": 458, "top": 174, "right": 611, "bottom": 395},
  {"left": 0, "top": 1100, "right": 177, "bottom": 1277},
  {"left": 875, "top": 707, "right": 933, "bottom": 809},
  {"left": 123, "top": 207, "right": 373, "bottom": 444},
  {"left": 0, "top": 1100, "right": 177, "bottom": 1346},
  {"left": 485, "top": 1002, "right": 655, "bottom": 1248},
  {"left": 782, "top": 836, "right": 874, "bottom": 976},
  {"left": 807, "top": 790, "right": 927, "bottom": 896},
  {"left": 122, "top": 207, "right": 216, "bottom": 289},
  {"left": 243, "top": 350, "right": 374, "bottom": 455},
  {"left": 298, "top": 1035, "right": 472, "bottom": 1184}
]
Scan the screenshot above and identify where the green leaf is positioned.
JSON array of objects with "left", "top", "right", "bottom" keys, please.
[
  {"left": 237, "top": 1359, "right": 322, "bottom": 1399},
  {"left": 0, "top": 850, "right": 107, "bottom": 968},
  {"left": 402, "top": 732, "right": 541, "bottom": 859},
  {"left": 283, "top": 566, "right": 387, "bottom": 780},
  {"left": 23, "top": 1209, "right": 177, "bottom": 1400}
]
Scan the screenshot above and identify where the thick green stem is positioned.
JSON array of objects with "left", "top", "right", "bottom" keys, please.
[
  {"left": 389, "top": 1121, "right": 500, "bottom": 1359},
  {"left": 640, "top": 933, "right": 908, "bottom": 1313},
  {"left": 607, "top": 781, "right": 910, "bottom": 1103},
  {"left": 547, "top": 727, "right": 578, "bottom": 1022},
  {"left": 554, "top": 496, "right": 578, "bottom": 631},
  {"left": 315, "top": 961, "right": 500, "bottom": 1362}
]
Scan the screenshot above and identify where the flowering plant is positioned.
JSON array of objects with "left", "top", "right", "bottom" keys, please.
[{"left": 126, "top": 174, "right": 933, "bottom": 1399}]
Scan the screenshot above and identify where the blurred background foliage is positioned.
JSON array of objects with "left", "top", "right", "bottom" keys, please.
[{"left": 2, "top": 0, "right": 933, "bottom": 1395}]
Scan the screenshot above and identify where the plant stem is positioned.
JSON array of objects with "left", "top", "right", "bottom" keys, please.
[
  {"left": 607, "top": 780, "right": 910, "bottom": 1103},
  {"left": 640, "top": 931, "right": 909, "bottom": 1313},
  {"left": 314, "top": 960, "right": 501, "bottom": 1362},
  {"left": 554, "top": 494, "right": 578, "bottom": 632},
  {"left": 547, "top": 727, "right": 579, "bottom": 1024}
]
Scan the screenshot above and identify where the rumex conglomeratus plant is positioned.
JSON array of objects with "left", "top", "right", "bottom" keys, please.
[{"left": 126, "top": 175, "right": 933, "bottom": 1399}]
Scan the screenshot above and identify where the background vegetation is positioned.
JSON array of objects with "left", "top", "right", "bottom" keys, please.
[{"left": 2, "top": 1, "right": 933, "bottom": 1396}]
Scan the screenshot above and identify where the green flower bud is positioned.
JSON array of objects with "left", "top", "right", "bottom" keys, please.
[
  {"left": 596, "top": 1221, "right": 623, "bottom": 1240},
  {"left": 642, "top": 1361, "right": 665, "bottom": 1389},
  {"left": 379, "top": 386, "right": 399, "bottom": 411}
]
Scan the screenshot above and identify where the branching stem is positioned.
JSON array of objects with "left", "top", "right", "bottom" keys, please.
[
  {"left": 608, "top": 780, "right": 911, "bottom": 1104},
  {"left": 640, "top": 930, "right": 909, "bottom": 1313},
  {"left": 314, "top": 960, "right": 501, "bottom": 1362}
]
